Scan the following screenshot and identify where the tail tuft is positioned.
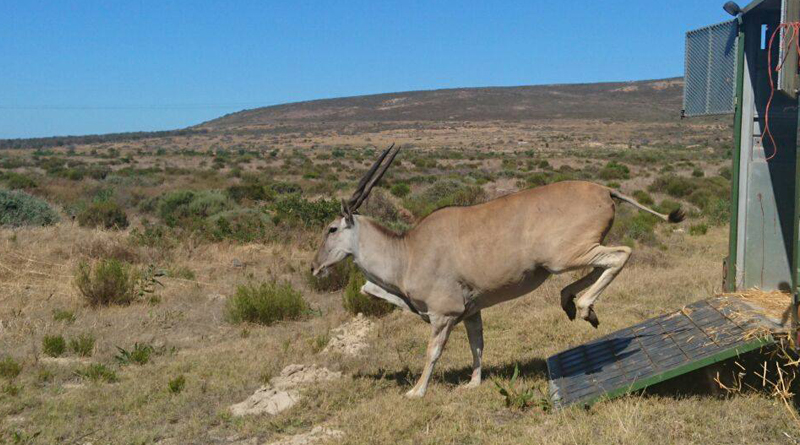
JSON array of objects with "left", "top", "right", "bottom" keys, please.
[{"left": 668, "top": 207, "right": 686, "bottom": 223}]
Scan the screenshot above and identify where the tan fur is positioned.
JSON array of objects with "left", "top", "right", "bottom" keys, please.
[{"left": 312, "top": 180, "right": 680, "bottom": 397}]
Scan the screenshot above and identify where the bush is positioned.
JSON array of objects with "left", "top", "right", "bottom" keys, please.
[
  {"left": 692, "top": 168, "right": 705, "bottom": 178},
  {"left": 115, "top": 343, "right": 154, "bottom": 365},
  {"left": 0, "top": 357, "right": 22, "bottom": 379},
  {"left": 362, "top": 189, "right": 407, "bottom": 227},
  {"left": 648, "top": 175, "right": 729, "bottom": 213},
  {"left": 77, "top": 363, "right": 118, "bottom": 383},
  {"left": 342, "top": 269, "right": 395, "bottom": 317},
  {"left": 403, "top": 180, "right": 487, "bottom": 219},
  {"left": 599, "top": 161, "right": 630, "bottom": 180},
  {"left": 390, "top": 183, "right": 411, "bottom": 198},
  {"left": 158, "top": 189, "right": 233, "bottom": 227},
  {"left": 74, "top": 259, "right": 136, "bottom": 307},
  {"left": 689, "top": 223, "right": 709, "bottom": 236},
  {"left": 207, "top": 208, "right": 272, "bottom": 242},
  {"left": 42, "top": 335, "right": 66, "bottom": 357},
  {"left": 69, "top": 334, "right": 95, "bottom": 357},
  {"left": 0, "top": 190, "right": 60, "bottom": 227},
  {"left": 227, "top": 183, "right": 276, "bottom": 203},
  {"left": 168, "top": 375, "right": 186, "bottom": 394},
  {"left": 272, "top": 195, "right": 339, "bottom": 228},
  {"left": 3, "top": 172, "right": 37, "bottom": 189},
  {"left": 225, "top": 281, "right": 309, "bottom": 325},
  {"left": 77, "top": 201, "right": 129, "bottom": 230},
  {"left": 632, "top": 190, "right": 654, "bottom": 206},
  {"left": 607, "top": 207, "right": 659, "bottom": 246}
]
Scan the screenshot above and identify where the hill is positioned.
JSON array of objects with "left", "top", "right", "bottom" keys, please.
[{"left": 199, "top": 78, "right": 685, "bottom": 129}]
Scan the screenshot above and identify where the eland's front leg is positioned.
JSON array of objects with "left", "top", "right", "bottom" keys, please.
[
  {"left": 463, "top": 311, "right": 483, "bottom": 388},
  {"left": 405, "top": 314, "right": 455, "bottom": 398}
]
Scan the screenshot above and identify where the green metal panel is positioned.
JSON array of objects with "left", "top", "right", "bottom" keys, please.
[{"left": 727, "top": 24, "right": 746, "bottom": 292}]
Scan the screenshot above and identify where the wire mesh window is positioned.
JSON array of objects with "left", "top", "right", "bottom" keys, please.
[{"left": 684, "top": 20, "right": 739, "bottom": 117}]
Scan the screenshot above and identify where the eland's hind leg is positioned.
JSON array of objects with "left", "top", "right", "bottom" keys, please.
[
  {"left": 560, "top": 268, "right": 603, "bottom": 321},
  {"left": 573, "top": 245, "right": 631, "bottom": 328}
]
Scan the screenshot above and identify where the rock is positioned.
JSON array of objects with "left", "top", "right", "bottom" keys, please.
[
  {"left": 229, "top": 364, "right": 342, "bottom": 417},
  {"left": 323, "top": 314, "right": 374, "bottom": 356},
  {"left": 266, "top": 426, "right": 344, "bottom": 445},
  {"left": 229, "top": 386, "right": 300, "bottom": 417}
]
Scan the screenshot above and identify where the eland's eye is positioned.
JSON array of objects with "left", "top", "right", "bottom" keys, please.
[{"left": 328, "top": 227, "right": 338, "bottom": 234}]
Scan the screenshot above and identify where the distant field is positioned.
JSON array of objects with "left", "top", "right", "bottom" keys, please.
[{"left": 2, "top": 79, "right": 796, "bottom": 444}]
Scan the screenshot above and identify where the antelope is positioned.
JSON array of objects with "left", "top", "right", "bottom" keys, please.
[{"left": 311, "top": 145, "right": 685, "bottom": 398}]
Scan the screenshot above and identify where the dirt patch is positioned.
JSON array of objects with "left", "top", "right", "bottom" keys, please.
[
  {"left": 266, "top": 426, "right": 344, "bottom": 445},
  {"left": 323, "top": 314, "right": 374, "bottom": 356},
  {"left": 39, "top": 357, "right": 90, "bottom": 366},
  {"left": 229, "top": 364, "right": 342, "bottom": 417}
]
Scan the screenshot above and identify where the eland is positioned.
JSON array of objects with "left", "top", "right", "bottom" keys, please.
[{"left": 311, "top": 145, "right": 685, "bottom": 397}]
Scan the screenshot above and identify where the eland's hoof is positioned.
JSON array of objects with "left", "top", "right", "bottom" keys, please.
[{"left": 586, "top": 307, "right": 599, "bottom": 328}]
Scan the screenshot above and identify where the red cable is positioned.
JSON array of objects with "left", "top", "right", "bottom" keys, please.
[{"left": 762, "top": 22, "right": 800, "bottom": 162}]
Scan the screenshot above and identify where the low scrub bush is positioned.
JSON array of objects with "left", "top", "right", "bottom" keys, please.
[
  {"left": 42, "top": 335, "right": 66, "bottom": 357},
  {"left": 115, "top": 343, "right": 155, "bottom": 365},
  {"left": 226, "top": 280, "right": 309, "bottom": 325},
  {"left": 0, "top": 190, "right": 60, "bottom": 227},
  {"left": 272, "top": 195, "right": 339, "bottom": 228},
  {"left": 168, "top": 375, "right": 186, "bottom": 394},
  {"left": 77, "top": 201, "right": 129, "bottom": 230},
  {"left": 390, "top": 183, "right": 411, "bottom": 198},
  {"left": 342, "top": 268, "right": 395, "bottom": 317},
  {"left": 403, "top": 180, "right": 487, "bottom": 219},
  {"left": 2, "top": 172, "right": 37, "bottom": 189},
  {"left": 74, "top": 259, "right": 136, "bottom": 307},
  {"left": 598, "top": 161, "right": 630, "bottom": 180},
  {"left": 0, "top": 357, "right": 21, "bottom": 379},
  {"left": 689, "top": 222, "right": 709, "bottom": 236},
  {"left": 69, "top": 334, "right": 95, "bottom": 357},
  {"left": 607, "top": 207, "right": 659, "bottom": 246},
  {"left": 207, "top": 208, "right": 272, "bottom": 242},
  {"left": 77, "top": 363, "right": 118, "bottom": 383},
  {"left": 52, "top": 309, "right": 76, "bottom": 323},
  {"left": 226, "top": 183, "right": 276, "bottom": 203},
  {"left": 632, "top": 190, "right": 654, "bottom": 206},
  {"left": 157, "top": 189, "right": 233, "bottom": 228}
]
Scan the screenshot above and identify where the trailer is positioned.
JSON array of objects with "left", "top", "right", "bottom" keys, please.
[{"left": 547, "top": 0, "right": 800, "bottom": 408}]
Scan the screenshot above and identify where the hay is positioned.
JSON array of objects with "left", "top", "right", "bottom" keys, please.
[{"left": 720, "top": 289, "right": 793, "bottom": 325}]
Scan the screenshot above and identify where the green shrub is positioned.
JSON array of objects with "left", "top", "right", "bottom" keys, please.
[
  {"left": 689, "top": 223, "right": 709, "bottom": 236},
  {"left": 272, "top": 195, "right": 339, "bottom": 228},
  {"left": 77, "top": 201, "right": 129, "bottom": 230},
  {"left": 115, "top": 343, "right": 154, "bottom": 365},
  {"left": 168, "top": 375, "right": 186, "bottom": 394},
  {"left": 607, "top": 207, "right": 659, "bottom": 246},
  {"left": 42, "top": 335, "right": 66, "bottom": 357},
  {"left": 77, "top": 363, "right": 118, "bottom": 383},
  {"left": 599, "top": 161, "right": 630, "bottom": 180},
  {"left": 225, "top": 281, "right": 309, "bottom": 325},
  {"left": 691, "top": 168, "right": 705, "bottom": 178},
  {"left": 0, "top": 190, "right": 60, "bottom": 227},
  {"left": 648, "top": 175, "right": 729, "bottom": 212},
  {"left": 74, "top": 259, "right": 136, "bottom": 307},
  {"left": 69, "top": 334, "right": 95, "bottom": 357},
  {"left": 226, "top": 183, "right": 276, "bottom": 203},
  {"left": 403, "top": 180, "right": 487, "bottom": 219},
  {"left": 3, "top": 172, "right": 37, "bottom": 189},
  {"left": 342, "top": 269, "right": 395, "bottom": 317},
  {"left": 390, "top": 183, "right": 411, "bottom": 198},
  {"left": 158, "top": 189, "right": 233, "bottom": 227},
  {"left": 632, "top": 190, "right": 654, "bottom": 206},
  {"left": 52, "top": 309, "right": 76, "bottom": 324},
  {"left": 0, "top": 357, "right": 21, "bottom": 379},
  {"left": 207, "top": 208, "right": 272, "bottom": 242}
]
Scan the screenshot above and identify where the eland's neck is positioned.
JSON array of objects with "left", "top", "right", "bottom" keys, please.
[{"left": 352, "top": 216, "right": 408, "bottom": 294}]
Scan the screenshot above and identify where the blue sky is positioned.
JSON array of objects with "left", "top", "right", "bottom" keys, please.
[{"left": 1, "top": 1, "right": 729, "bottom": 139}]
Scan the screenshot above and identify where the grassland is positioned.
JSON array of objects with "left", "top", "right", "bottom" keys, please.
[{"left": 1, "top": 81, "right": 797, "bottom": 444}]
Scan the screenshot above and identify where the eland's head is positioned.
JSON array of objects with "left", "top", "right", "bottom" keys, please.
[{"left": 311, "top": 144, "right": 401, "bottom": 277}]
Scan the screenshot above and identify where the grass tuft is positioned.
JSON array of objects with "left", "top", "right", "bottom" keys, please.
[
  {"left": 42, "top": 335, "right": 66, "bottom": 357},
  {"left": 74, "top": 259, "right": 136, "bottom": 307},
  {"left": 225, "top": 280, "right": 309, "bottom": 325}
]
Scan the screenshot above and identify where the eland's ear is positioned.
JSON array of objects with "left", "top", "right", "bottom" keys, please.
[{"left": 341, "top": 198, "right": 354, "bottom": 226}]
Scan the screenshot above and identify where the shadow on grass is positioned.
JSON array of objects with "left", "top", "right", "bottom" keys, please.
[{"left": 352, "top": 356, "right": 548, "bottom": 389}]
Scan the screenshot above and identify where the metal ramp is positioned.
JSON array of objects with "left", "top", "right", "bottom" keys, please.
[{"left": 547, "top": 298, "right": 779, "bottom": 408}]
